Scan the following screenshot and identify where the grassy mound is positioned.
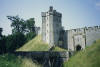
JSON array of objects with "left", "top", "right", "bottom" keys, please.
[
  {"left": 17, "top": 35, "right": 50, "bottom": 51},
  {"left": 51, "top": 46, "right": 67, "bottom": 51},
  {"left": 17, "top": 35, "right": 66, "bottom": 51},
  {"left": 63, "top": 39, "right": 100, "bottom": 67},
  {"left": 0, "top": 53, "right": 42, "bottom": 67}
]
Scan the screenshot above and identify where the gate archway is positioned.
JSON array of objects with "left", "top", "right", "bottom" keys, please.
[{"left": 76, "top": 45, "right": 81, "bottom": 51}]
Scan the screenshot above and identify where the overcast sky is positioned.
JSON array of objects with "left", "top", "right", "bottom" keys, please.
[{"left": 0, "top": 0, "right": 100, "bottom": 35}]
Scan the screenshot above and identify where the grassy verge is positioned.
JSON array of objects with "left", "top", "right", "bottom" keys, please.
[{"left": 63, "top": 39, "right": 100, "bottom": 67}]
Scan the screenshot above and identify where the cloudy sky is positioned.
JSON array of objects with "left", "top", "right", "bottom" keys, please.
[{"left": 0, "top": 0, "right": 100, "bottom": 35}]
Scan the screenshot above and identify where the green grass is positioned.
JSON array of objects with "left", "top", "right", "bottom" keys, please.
[
  {"left": 17, "top": 35, "right": 66, "bottom": 51},
  {"left": 0, "top": 53, "right": 42, "bottom": 67},
  {"left": 52, "top": 46, "right": 67, "bottom": 51},
  {"left": 63, "top": 39, "right": 100, "bottom": 67},
  {"left": 16, "top": 35, "right": 50, "bottom": 51}
]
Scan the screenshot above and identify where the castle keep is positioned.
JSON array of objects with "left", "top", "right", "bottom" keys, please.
[
  {"left": 41, "top": 6, "right": 100, "bottom": 51},
  {"left": 42, "top": 6, "right": 63, "bottom": 46}
]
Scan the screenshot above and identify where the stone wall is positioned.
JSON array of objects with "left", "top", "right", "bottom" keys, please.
[
  {"left": 41, "top": 6, "right": 62, "bottom": 46},
  {"left": 41, "top": 12, "right": 46, "bottom": 42},
  {"left": 11, "top": 51, "right": 69, "bottom": 67},
  {"left": 41, "top": 6, "right": 100, "bottom": 52},
  {"left": 67, "top": 28, "right": 85, "bottom": 51},
  {"left": 85, "top": 26, "right": 100, "bottom": 46},
  {"left": 67, "top": 26, "right": 100, "bottom": 51}
]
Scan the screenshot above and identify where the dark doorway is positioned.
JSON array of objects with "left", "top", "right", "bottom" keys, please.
[{"left": 76, "top": 45, "right": 81, "bottom": 51}]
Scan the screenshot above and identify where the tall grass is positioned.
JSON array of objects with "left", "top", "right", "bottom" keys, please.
[
  {"left": 0, "top": 53, "right": 42, "bottom": 67},
  {"left": 63, "top": 39, "right": 100, "bottom": 67}
]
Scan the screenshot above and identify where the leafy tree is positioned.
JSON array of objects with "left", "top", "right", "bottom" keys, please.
[
  {"left": 26, "top": 18, "right": 35, "bottom": 32},
  {"left": 7, "top": 16, "right": 36, "bottom": 35},
  {"left": 0, "top": 28, "right": 3, "bottom": 39},
  {"left": 5, "top": 15, "right": 36, "bottom": 52},
  {"left": 0, "top": 36, "right": 6, "bottom": 53},
  {"left": 25, "top": 18, "right": 36, "bottom": 41},
  {"left": 6, "top": 32, "right": 26, "bottom": 52},
  {"left": 7, "top": 15, "right": 26, "bottom": 34},
  {"left": 25, "top": 32, "right": 36, "bottom": 41}
]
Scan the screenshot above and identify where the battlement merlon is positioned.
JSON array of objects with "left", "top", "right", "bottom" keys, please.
[
  {"left": 84, "top": 26, "right": 100, "bottom": 31},
  {"left": 42, "top": 6, "right": 62, "bottom": 17}
]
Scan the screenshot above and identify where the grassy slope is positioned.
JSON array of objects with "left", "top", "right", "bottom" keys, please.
[
  {"left": 64, "top": 40, "right": 100, "bottom": 67},
  {"left": 17, "top": 35, "right": 66, "bottom": 51},
  {"left": 16, "top": 35, "right": 50, "bottom": 51},
  {"left": 0, "top": 35, "right": 67, "bottom": 67},
  {"left": 0, "top": 53, "right": 42, "bottom": 67}
]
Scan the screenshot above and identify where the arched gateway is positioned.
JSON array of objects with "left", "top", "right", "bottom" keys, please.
[{"left": 76, "top": 45, "right": 81, "bottom": 51}]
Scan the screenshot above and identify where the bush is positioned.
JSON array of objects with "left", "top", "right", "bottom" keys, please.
[
  {"left": 0, "top": 32, "right": 36, "bottom": 53},
  {"left": 0, "top": 36, "right": 7, "bottom": 53},
  {"left": 6, "top": 33, "right": 26, "bottom": 52},
  {"left": 25, "top": 32, "right": 36, "bottom": 41}
]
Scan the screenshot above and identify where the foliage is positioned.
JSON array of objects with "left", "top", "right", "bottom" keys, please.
[
  {"left": 26, "top": 18, "right": 35, "bottom": 32},
  {"left": 7, "top": 15, "right": 36, "bottom": 35},
  {"left": 0, "top": 16, "right": 36, "bottom": 53},
  {"left": 63, "top": 39, "right": 100, "bottom": 67},
  {"left": 0, "top": 36, "right": 7, "bottom": 53},
  {"left": 25, "top": 32, "right": 36, "bottom": 41},
  {"left": 0, "top": 53, "right": 42, "bottom": 67},
  {"left": 6, "top": 32, "right": 26, "bottom": 52},
  {"left": 20, "top": 57, "right": 42, "bottom": 67},
  {"left": 0, "top": 53, "right": 21, "bottom": 67},
  {"left": 0, "top": 28, "right": 3, "bottom": 37},
  {"left": 7, "top": 15, "right": 26, "bottom": 34}
]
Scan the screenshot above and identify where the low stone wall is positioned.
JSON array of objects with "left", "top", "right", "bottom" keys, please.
[{"left": 10, "top": 51, "right": 69, "bottom": 67}]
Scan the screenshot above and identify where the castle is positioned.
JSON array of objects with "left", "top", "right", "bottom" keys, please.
[{"left": 41, "top": 6, "right": 100, "bottom": 51}]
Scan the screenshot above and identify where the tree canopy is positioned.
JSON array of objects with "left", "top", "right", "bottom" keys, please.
[
  {"left": 7, "top": 16, "right": 25, "bottom": 34},
  {"left": 7, "top": 15, "right": 36, "bottom": 34},
  {"left": 0, "top": 15, "right": 37, "bottom": 53}
]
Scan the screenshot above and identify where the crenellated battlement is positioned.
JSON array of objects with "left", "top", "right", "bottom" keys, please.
[
  {"left": 69, "top": 26, "right": 100, "bottom": 34},
  {"left": 85, "top": 26, "right": 100, "bottom": 31},
  {"left": 41, "top": 6, "right": 100, "bottom": 52},
  {"left": 42, "top": 6, "right": 62, "bottom": 46}
]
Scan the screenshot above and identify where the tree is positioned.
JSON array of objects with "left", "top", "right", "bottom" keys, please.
[
  {"left": 25, "top": 18, "right": 36, "bottom": 41},
  {"left": 0, "top": 28, "right": 3, "bottom": 39},
  {"left": 7, "top": 15, "right": 36, "bottom": 43},
  {"left": 7, "top": 15, "right": 26, "bottom": 34},
  {"left": 6, "top": 32, "right": 26, "bottom": 52},
  {"left": 26, "top": 18, "right": 35, "bottom": 32},
  {"left": 0, "top": 36, "right": 6, "bottom": 53},
  {"left": 25, "top": 32, "right": 36, "bottom": 41}
]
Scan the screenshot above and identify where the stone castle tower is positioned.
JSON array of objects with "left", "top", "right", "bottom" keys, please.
[
  {"left": 41, "top": 6, "right": 100, "bottom": 51},
  {"left": 41, "top": 6, "right": 63, "bottom": 46}
]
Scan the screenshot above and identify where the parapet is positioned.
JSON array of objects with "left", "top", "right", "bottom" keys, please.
[
  {"left": 44, "top": 6, "right": 62, "bottom": 17},
  {"left": 84, "top": 26, "right": 100, "bottom": 32},
  {"left": 41, "top": 12, "right": 46, "bottom": 17}
]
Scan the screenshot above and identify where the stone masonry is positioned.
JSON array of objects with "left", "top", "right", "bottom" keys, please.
[
  {"left": 41, "top": 6, "right": 100, "bottom": 51},
  {"left": 41, "top": 6, "right": 62, "bottom": 46}
]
